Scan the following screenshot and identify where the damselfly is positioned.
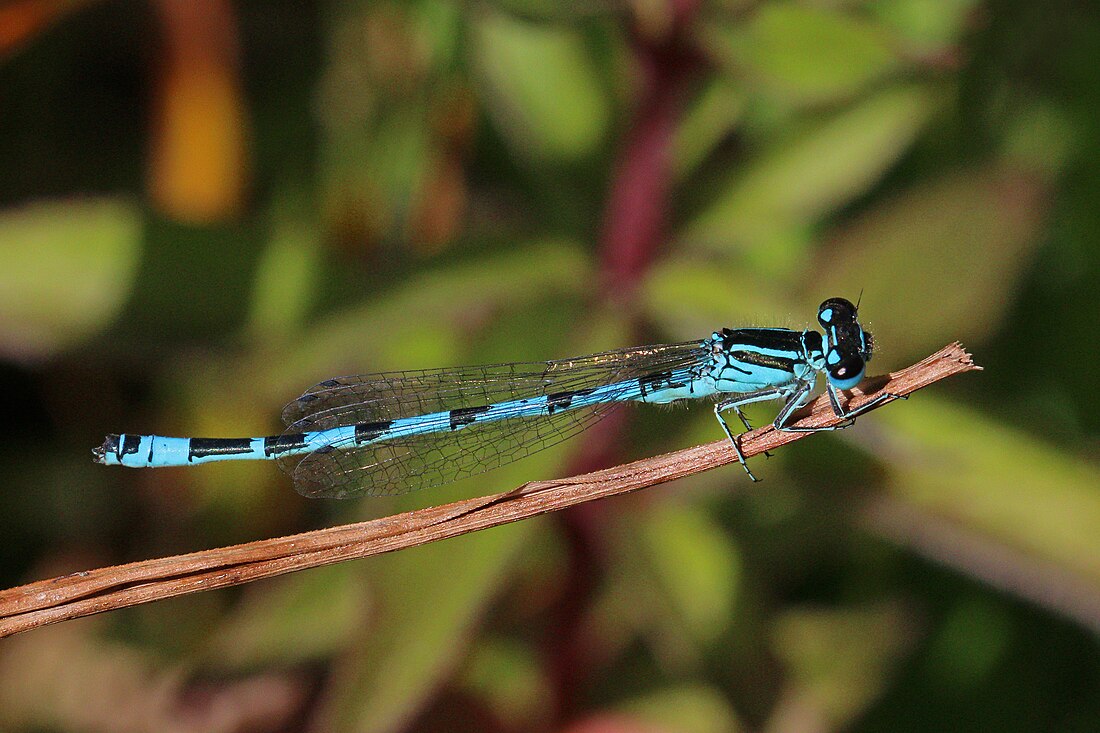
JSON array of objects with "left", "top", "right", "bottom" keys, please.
[{"left": 94, "top": 297, "right": 899, "bottom": 498}]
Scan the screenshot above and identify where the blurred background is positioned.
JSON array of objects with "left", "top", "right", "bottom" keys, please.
[{"left": 0, "top": 0, "right": 1098, "bottom": 731}]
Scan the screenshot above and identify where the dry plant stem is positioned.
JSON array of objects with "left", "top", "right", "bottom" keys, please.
[{"left": 0, "top": 343, "right": 979, "bottom": 638}]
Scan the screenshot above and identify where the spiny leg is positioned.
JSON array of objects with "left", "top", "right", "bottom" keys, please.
[
  {"left": 826, "top": 382, "right": 908, "bottom": 422},
  {"left": 714, "top": 402, "right": 756, "bottom": 481},
  {"left": 772, "top": 379, "right": 823, "bottom": 433},
  {"left": 824, "top": 382, "right": 855, "bottom": 429},
  {"left": 776, "top": 380, "right": 906, "bottom": 433},
  {"left": 714, "top": 388, "right": 788, "bottom": 482},
  {"left": 731, "top": 405, "right": 773, "bottom": 459},
  {"left": 730, "top": 405, "right": 749, "bottom": 431}
]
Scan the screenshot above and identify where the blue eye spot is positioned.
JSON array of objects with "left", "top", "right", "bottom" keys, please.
[
  {"left": 819, "top": 308, "right": 833, "bottom": 324},
  {"left": 829, "top": 370, "right": 863, "bottom": 390},
  {"left": 827, "top": 355, "right": 865, "bottom": 390}
]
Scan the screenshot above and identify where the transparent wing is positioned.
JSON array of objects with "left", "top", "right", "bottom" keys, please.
[{"left": 277, "top": 340, "right": 707, "bottom": 498}]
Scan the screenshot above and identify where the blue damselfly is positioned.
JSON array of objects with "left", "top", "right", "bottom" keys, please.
[{"left": 94, "top": 297, "right": 898, "bottom": 498}]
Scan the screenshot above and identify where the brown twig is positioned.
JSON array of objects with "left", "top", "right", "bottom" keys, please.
[{"left": 0, "top": 343, "right": 979, "bottom": 638}]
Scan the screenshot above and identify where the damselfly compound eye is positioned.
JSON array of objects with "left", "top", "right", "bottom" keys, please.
[
  {"left": 817, "top": 297, "right": 858, "bottom": 328},
  {"left": 827, "top": 354, "right": 865, "bottom": 390}
]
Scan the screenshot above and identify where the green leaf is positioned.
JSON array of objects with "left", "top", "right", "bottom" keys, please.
[
  {"left": 247, "top": 206, "right": 322, "bottom": 343},
  {"left": 460, "top": 637, "right": 549, "bottom": 727},
  {"left": 620, "top": 684, "right": 744, "bottom": 733},
  {"left": 673, "top": 79, "right": 746, "bottom": 181},
  {"left": 248, "top": 238, "right": 592, "bottom": 399},
  {"left": 472, "top": 10, "right": 610, "bottom": 162},
  {"left": 638, "top": 503, "right": 741, "bottom": 645},
  {"left": 871, "top": 397, "right": 1100, "bottom": 587},
  {"left": 0, "top": 198, "right": 141, "bottom": 360},
  {"left": 922, "top": 595, "right": 1013, "bottom": 689},
  {"left": 683, "top": 85, "right": 937, "bottom": 258},
  {"left": 704, "top": 4, "right": 899, "bottom": 105},
  {"left": 810, "top": 166, "right": 1047, "bottom": 363},
  {"left": 868, "top": 0, "right": 980, "bottom": 56},
  {"left": 641, "top": 258, "right": 801, "bottom": 337},
  {"left": 201, "top": 564, "right": 369, "bottom": 668},
  {"left": 772, "top": 603, "right": 914, "bottom": 727},
  {"left": 315, "top": 518, "right": 531, "bottom": 733},
  {"left": 1001, "top": 100, "right": 1080, "bottom": 176}
]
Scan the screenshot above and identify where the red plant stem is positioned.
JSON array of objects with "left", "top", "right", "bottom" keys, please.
[
  {"left": 549, "top": 1, "right": 704, "bottom": 723},
  {"left": 599, "top": 1, "right": 703, "bottom": 292}
]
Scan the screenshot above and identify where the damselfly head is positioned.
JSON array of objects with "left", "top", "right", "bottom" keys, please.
[{"left": 818, "top": 297, "right": 871, "bottom": 390}]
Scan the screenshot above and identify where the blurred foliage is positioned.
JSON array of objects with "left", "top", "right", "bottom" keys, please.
[{"left": 0, "top": 0, "right": 1098, "bottom": 731}]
